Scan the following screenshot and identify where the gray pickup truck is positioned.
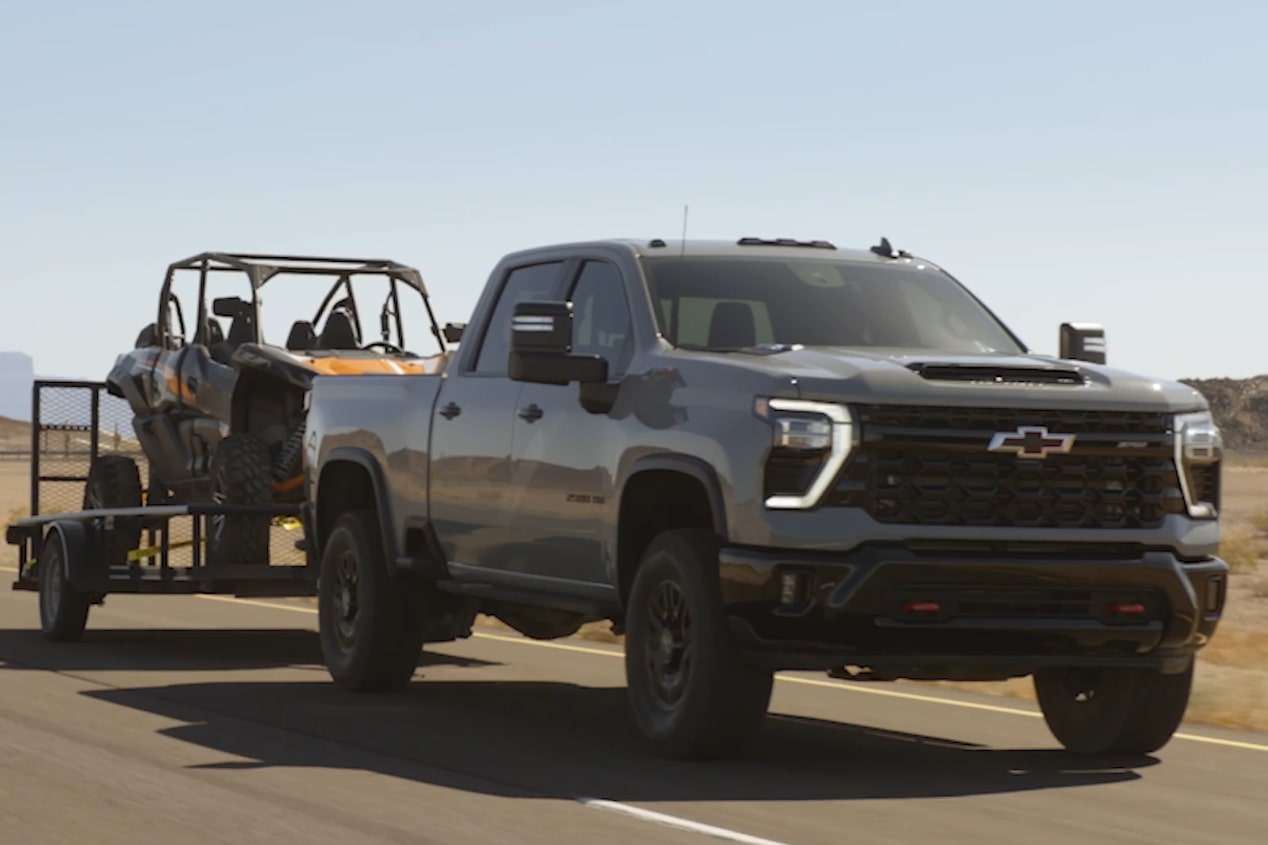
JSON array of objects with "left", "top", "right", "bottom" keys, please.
[{"left": 302, "top": 235, "right": 1227, "bottom": 760}]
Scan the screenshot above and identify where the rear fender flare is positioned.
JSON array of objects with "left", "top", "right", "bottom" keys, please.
[{"left": 316, "top": 447, "right": 399, "bottom": 571}]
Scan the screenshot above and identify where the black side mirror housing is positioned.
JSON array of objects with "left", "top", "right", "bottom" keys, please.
[
  {"left": 135, "top": 322, "right": 159, "bottom": 348},
  {"left": 442, "top": 322, "right": 466, "bottom": 344},
  {"left": 508, "top": 301, "right": 608, "bottom": 386},
  {"left": 213, "top": 296, "right": 249, "bottom": 319},
  {"left": 1059, "top": 322, "right": 1107, "bottom": 365}
]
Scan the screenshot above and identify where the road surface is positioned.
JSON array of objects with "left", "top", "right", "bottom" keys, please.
[{"left": 1, "top": 568, "right": 1265, "bottom": 844}]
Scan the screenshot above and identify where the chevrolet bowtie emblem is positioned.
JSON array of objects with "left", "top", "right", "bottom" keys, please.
[{"left": 987, "top": 425, "right": 1076, "bottom": 459}]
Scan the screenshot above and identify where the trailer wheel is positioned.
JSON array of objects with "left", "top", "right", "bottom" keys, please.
[
  {"left": 38, "top": 528, "right": 91, "bottom": 642},
  {"left": 624, "top": 527, "right": 774, "bottom": 760},
  {"left": 83, "top": 454, "right": 143, "bottom": 565},
  {"left": 318, "top": 508, "right": 426, "bottom": 693},
  {"left": 209, "top": 433, "right": 273, "bottom": 566}
]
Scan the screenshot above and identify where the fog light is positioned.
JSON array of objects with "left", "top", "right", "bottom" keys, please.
[
  {"left": 1108, "top": 602, "right": 1146, "bottom": 616},
  {"left": 780, "top": 572, "right": 800, "bottom": 605},
  {"left": 901, "top": 600, "right": 940, "bottom": 615}
]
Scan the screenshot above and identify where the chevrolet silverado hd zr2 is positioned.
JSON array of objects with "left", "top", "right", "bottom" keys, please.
[
  {"left": 103, "top": 252, "right": 454, "bottom": 568},
  {"left": 304, "top": 235, "right": 1227, "bottom": 760}
]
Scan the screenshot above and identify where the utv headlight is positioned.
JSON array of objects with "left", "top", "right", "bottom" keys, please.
[
  {"left": 754, "top": 397, "right": 856, "bottom": 510},
  {"left": 1174, "top": 410, "right": 1222, "bottom": 519}
]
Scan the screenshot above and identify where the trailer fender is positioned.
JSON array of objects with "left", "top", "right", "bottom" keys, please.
[{"left": 46, "top": 520, "right": 111, "bottom": 595}]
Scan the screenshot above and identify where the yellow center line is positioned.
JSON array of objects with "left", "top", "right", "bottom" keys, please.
[
  {"left": 196, "top": 594, "right": 1268, "bottom": 753},
  {"left": 6, "top": 578, "right": 1267, "bottom": 754}
]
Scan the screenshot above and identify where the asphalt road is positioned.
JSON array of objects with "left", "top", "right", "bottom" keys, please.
[{"left": 1, "top": 571, "right": 1266, "bottom": 845}]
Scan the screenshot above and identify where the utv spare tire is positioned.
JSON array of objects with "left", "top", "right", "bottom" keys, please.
[
  {"left": 82, "top": 454, "right": 143, "bottom": 566},
  {"left": 209, "top": 433, "right": 273, "bottom": 567}
]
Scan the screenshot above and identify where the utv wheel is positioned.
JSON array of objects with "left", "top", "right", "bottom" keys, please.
[
  {"left": 209, "top": 433, "right": 273, "bottom": 566},
  {"left": 1033, "top": 661, "right": 1194, "bottom": 755},
  {"left": 82, "top": 454, "right": 143, "bottom": 565},
  {"left": 318, "top": 509, "right": 427, "bottom": 693},
  {"left": 624, "top": 527, "right": 774, "bottom": 760},
  {"left": 38, "top": 529, "right": 91, "bottom": 642}
]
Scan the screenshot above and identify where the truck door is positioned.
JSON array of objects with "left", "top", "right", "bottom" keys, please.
[
  {"left": 428, "top": 260, "right": 567, "bottom": 571},
  {"left": 505, "top": 258, "right": 634, "bottom": 585}
]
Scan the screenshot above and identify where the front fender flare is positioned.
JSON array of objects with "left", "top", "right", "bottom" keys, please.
[{"left": 622, "top": 453, "right": 729, "bottom": 540}]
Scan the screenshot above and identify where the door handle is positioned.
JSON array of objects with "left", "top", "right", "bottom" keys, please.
[
  {"left": 439, "top": 402, "right": 461, "bottom": 420},
  {"left": 518, "top": 404, "right": 543, "bottom": 422}
]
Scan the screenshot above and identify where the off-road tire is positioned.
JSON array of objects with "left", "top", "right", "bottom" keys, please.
[
  {"left": 208, "top": 433, "right": 273, "bottom": 567},
  {"left": 624, "top": 527, "right": 774, "bottom": 760},
  {"left": 82, "top": 454, "right": 143, "bottom": 566},
  {"left": 38, "top": 529, "right": 91, "bottom": 642},
  {"left": 318, "top": 509, "right": 427, "bottom": 693},
  {"left": 1033, "top": 661, "right": 1195, "bottom": 755}
]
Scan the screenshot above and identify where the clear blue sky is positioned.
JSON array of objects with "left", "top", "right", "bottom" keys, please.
[{"left": 2, "top": 0, "right": 1264, "bottom": 381}]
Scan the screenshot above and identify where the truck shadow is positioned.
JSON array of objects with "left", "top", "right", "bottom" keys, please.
[
  {"left": 0, "top": 628, "right": 500, "bottom": 672},
  {"left": 80, "top": 676, "right": 1157, "bottom": 804}
]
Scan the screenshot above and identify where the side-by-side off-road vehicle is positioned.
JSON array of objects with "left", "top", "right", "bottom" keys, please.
[{"left": 100, "top": 252, "right": 457, "bottom": 565}]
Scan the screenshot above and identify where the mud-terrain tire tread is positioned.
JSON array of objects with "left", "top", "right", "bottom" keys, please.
[
  {"left": 624, "top": 527, "right": 774, "bottom": 760},
  {"left": 1033, "top": 660, "right": 1194, "bottom": 755},
  {"left": 209, "top": 433, "right": 273, "bottom": 567},
  {"left": 82, "top": 454, "right": 143, "bottom": 565},
  {"left": 318, "top": 508, "right": 426, "bottom": 693}
]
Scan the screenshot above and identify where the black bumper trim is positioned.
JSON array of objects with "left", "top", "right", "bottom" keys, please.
[{"left": 718, "top": 542, "right": 1227, "bottom": 677}]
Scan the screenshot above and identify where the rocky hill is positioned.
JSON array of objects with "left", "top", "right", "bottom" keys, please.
[{"left": 1182, "top": 376, "right": 1268, "bottom": 455}]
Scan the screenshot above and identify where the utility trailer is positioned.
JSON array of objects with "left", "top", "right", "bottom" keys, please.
[{"left": 5, "top": 380, "right": 317, "bottom": 641}]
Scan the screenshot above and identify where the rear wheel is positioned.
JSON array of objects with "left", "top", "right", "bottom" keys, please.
[
  {"left": 624, "top": 527, "right": 774, "bottom": 760},
  {"left": 1033, "top": 661, "right": 1194, "bottom": 755},
  {"left": 38, "top": 529, "right": 91, "bottom": 642},
  {"left": 318, "top": 509, "right": 427, "bottom": 692},
  {"left": 208, "top": 433, "right": 273, "bottom": 566},
  {"left": 82, "top": 454, "right": 143, "bottom": 565}
]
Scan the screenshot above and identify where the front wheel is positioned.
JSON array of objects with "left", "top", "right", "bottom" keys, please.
[
  {"left": 1033, "top": 661, "right": 1195, "bottom": 755},
  {"left": 318, "top": 509, "right": 427, "bottom": 693},
  {"left": 624, "top": 527, "right": 774, "bottom": 760}
]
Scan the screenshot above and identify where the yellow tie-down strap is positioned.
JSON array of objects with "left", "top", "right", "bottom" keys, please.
[{"left": 124, "top": 516, "right": 304, "bottom": 563}]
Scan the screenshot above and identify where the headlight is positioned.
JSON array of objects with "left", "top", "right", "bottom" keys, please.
[
  {"left": 754, "top": 398, "right": 855, "bottom": 510},
  {"left": 1174, "top": 410, "right": 1222, "bottom": 519}
]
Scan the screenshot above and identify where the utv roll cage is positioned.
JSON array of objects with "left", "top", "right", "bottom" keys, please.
[{"left": 152, "top": 252, "right": 451, "bottom": 356}]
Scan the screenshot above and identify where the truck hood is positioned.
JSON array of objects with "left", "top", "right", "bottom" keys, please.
[{"left": 721, "top": 346, "right": 1208, "bottom": 413}]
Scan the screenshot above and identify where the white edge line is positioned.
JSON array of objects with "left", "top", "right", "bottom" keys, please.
[
  {"left": 579, "top": 798, "right": 791, "bottom": 845},
  {"left": 4, "top": 576, "right": 1266, "bottom": 753}
]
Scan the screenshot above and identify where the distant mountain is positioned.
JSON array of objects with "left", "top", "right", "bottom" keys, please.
[
  {"left": 0, "top": 349, "right": 133, "bottom": 436},
  {"left": 1181, "top": 375, "right": 1268, "bottom": 454},
  {"left": 0, "top": 352, "right": 35, "bottom": 421}
]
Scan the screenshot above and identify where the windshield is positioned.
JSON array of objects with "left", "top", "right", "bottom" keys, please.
[{"left": 640, "top": 255, "right": 1025, "bottom": 355}]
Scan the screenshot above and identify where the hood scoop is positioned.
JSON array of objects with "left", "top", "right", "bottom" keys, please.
[{"left": 906, "top": 361, "right": 1088, "bottom": 386}]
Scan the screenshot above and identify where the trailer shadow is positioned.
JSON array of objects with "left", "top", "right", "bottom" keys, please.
[
  {"left": 79, "top": 675, "right": 1158, "bottom": 805},
  {"left": 0, "top": 628, "right": 500, "bottom": 673}
]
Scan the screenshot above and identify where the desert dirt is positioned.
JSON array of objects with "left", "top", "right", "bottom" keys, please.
[{"left": 3, "top": 457, "right": 1266, "bottom": 733}]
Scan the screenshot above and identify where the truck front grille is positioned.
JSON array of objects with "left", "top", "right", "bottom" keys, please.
[{"left": 829, "top": 405, "right": 1187, "bottom": 529}]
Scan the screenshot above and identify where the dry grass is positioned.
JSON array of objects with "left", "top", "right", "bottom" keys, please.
[{"left": 1221, "top": 529, "right": 1262, "bottom": 574}]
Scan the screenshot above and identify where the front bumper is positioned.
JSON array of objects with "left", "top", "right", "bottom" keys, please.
[{"left": 719, "top": 542, "right": 1227, "bottom": 680}]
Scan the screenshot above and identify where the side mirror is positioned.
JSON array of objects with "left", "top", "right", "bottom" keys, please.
[
  {"left": 213, "top": 296, "right": 248, "bottom": 318},
  {"left": 442, "top": 322, "right": 465, "bottom": 344},
  {"left": 508, "top": 301, "right": 608, "bottom": 386},
  {"left": 135, "top": 323, "right": 159, "bottom": 347},
  {"left": 1059, "top": 322, "right": 1107, "bottom": 365}
]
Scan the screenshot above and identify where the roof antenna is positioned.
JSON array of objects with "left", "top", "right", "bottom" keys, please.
[{"left": 679, "top": 204, "right": 689, "bottom": 260}]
